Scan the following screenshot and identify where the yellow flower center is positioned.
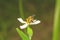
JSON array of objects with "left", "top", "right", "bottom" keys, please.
[{"left": 26, "top": 16, "right": 34, "bottom": 24}]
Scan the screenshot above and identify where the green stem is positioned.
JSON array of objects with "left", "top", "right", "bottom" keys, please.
[
  {"left": 19, "top": 0, "right": 24, "bottom": 19},
  {"left": 18, "top": 0, "right": 27, "bottom": 33},
  {"left": 52, "top": 0, "right": 60, "bottom": 40}
]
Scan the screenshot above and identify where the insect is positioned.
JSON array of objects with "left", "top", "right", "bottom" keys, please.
[{"left": 26, "top": 15, "right": 35, "bottom": 24}]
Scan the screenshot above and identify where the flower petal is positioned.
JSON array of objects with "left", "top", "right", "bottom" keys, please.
[
  {"left": 30, "top": 20, "right": 41, "bottom": 25},
  {"left": 20, "top": 23, "right": 28, "bottom": 29},
  {"left": 17, "top": 18, "right": 26, "bottom": 23}
]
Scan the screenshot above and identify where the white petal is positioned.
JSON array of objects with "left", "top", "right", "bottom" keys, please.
[
  {"left": 20, "top": 23, "right": 28, "bottom": 29},
  {"left": 30, "top": 20, "right": 41, "bottom": 25},
  {"left": 17, "top": 18, "right": 26, "bottom": 23}
]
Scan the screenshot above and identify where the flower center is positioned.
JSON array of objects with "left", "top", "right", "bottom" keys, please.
[{"left": 26, "top": 16, "right": 34, "bottom": 24}]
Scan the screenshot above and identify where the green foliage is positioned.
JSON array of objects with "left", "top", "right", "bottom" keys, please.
[
  {"left": 16, "top": 28, "right": 30, "bottom": 40},
  {"left": 27, "top": 27, "right": 33, "bottom": 40}
]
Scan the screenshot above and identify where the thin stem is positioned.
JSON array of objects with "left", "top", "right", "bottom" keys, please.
[
  {"left": 52, "top": 0, "right": 60, "bottom": 40},
  {"left": 18, "top": 0, "right": 27, "bottom": 33},
  {"left": 19, "top": 0, "right": 24, "bottom": 19}
]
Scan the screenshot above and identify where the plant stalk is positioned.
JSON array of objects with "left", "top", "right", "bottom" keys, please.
[{"left": 52, "top": 0, "right": 60, "bottom": 40}]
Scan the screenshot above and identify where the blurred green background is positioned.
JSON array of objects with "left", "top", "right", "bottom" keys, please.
[{"left": 0, "top": 0, "right": 55, "bottom": 40}]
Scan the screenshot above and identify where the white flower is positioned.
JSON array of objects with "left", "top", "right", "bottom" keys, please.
[{"left": 18, "top": 16, "right": 41, "bottom": 29}]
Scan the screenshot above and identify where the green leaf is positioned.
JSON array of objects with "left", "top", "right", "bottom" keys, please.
[
  {"left": 16, "top": 28, "right": 29, "bottom": 40},
  {"left": 27, "top": 26, "right": 33, "bottom": 39}
]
